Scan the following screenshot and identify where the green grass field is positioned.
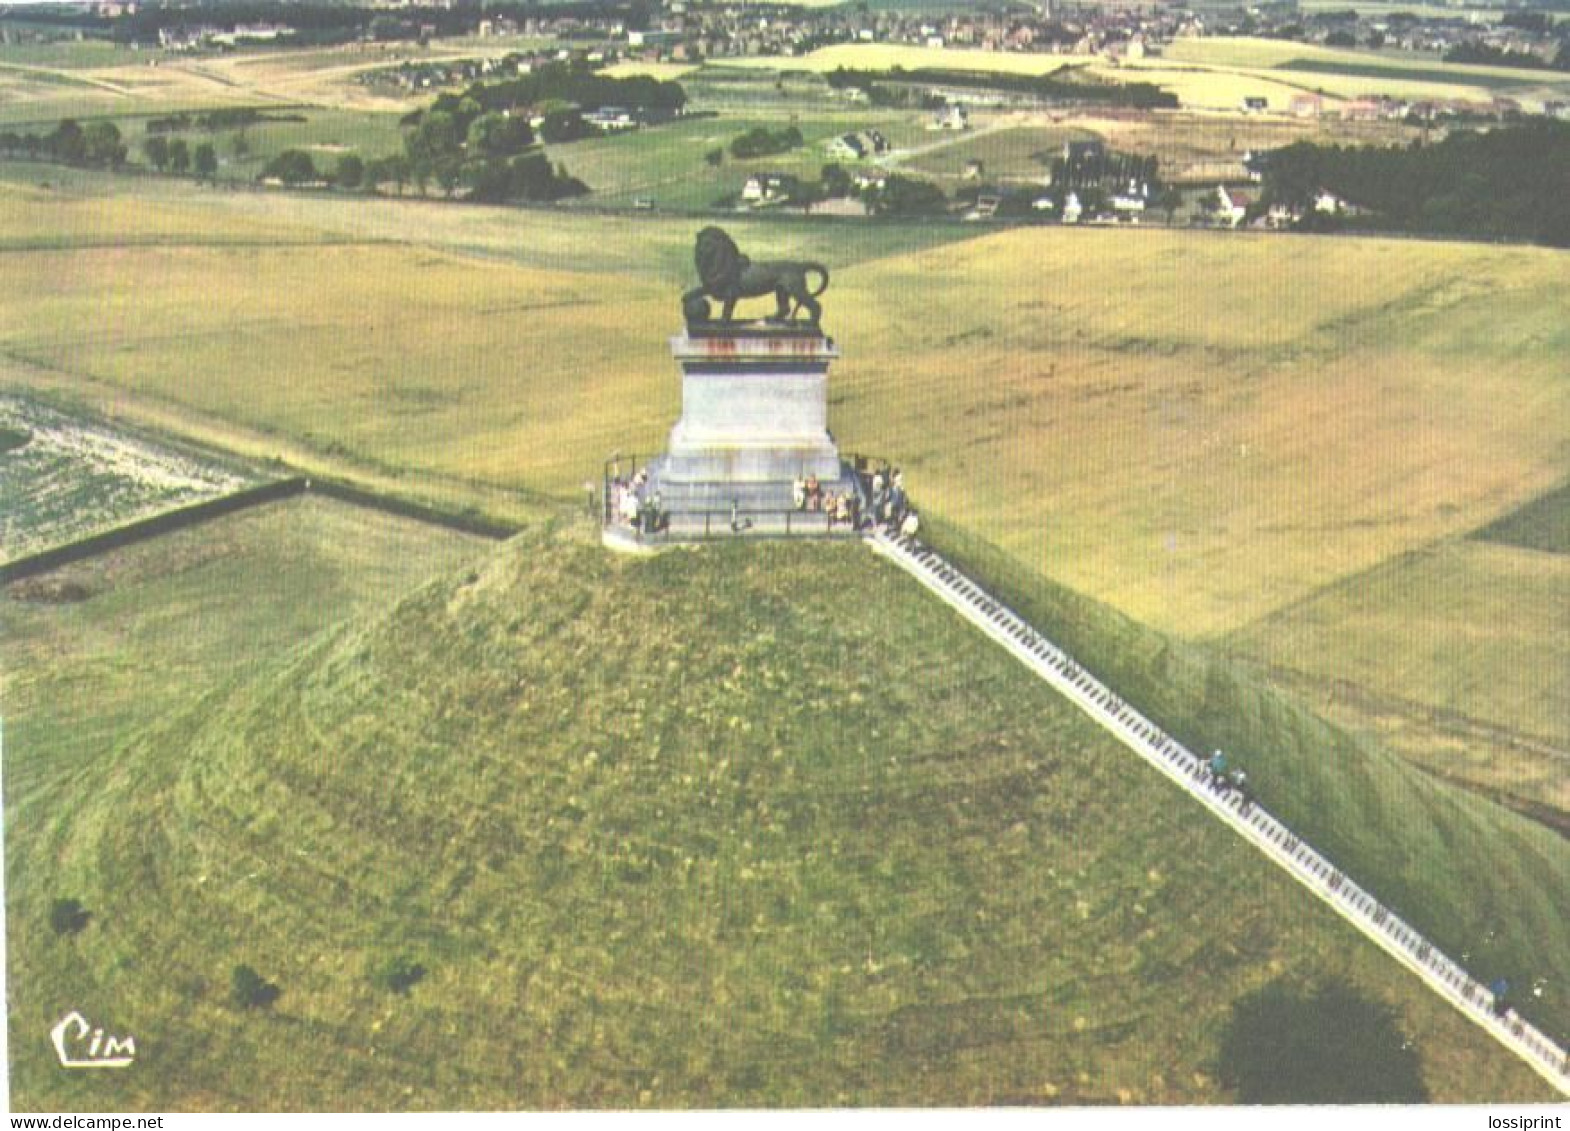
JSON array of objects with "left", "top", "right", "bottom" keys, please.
[
  {"left": 899, "top": 123, "right": 1098, "bottom": 182},
  {"left": 545, "top": 112, "right": 924, "bottom": 211},
  {"left": 1224, "top": 540, "right": 1570, "bottom": 819},
  {"left": 3, "top": 523, "right": 1559, "bottom": 1108}
]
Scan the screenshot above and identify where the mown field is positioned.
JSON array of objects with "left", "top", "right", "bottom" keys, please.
[
  {"left": 1225, "top": 540, "right": 1570, "bottom": 820},
  {"left": 899, "top": 122, "right": 1097, "bottom": 182},
  {"left": 4, "top": 524, "right": 1559, "bottom": 1109},
  {"left": 1146, "top": 36, "right": 1570, "bottom": 107},
  {"left": 712, "top": 44, "right": 1088, "bottom": 77},
  {"left": 0, "top": 393, "right": 253, "bottom": 563}
]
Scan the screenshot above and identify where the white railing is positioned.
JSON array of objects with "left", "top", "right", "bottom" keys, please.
[{"left": 867, "top": 530, "right": 1570, "bottom": 1097}]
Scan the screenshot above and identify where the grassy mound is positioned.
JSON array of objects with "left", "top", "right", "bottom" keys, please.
[
  {"left": 922, "top": 512, "right": 1569, "bottom": 1045},
  {"left": 10, "top": 525, "right": 1557, "bottom": 1109}
]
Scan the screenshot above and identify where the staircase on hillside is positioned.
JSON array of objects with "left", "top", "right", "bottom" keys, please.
[{"left": 866, "top": 528, "right": 1570, "bottom": 1097}]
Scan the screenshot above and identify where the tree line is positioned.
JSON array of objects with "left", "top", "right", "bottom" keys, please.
[
  {"left": 0, "top": 120, "right": 129, "bottom": 169},
  {"left": 1258, "top": 121, "right": 1570, "bottom": 247},
  {"left": 417, "top": 63, "right": 686, "bottom": 121},
  {"left": 825, "top": 66, "right": 1179, "bottom": 111}
]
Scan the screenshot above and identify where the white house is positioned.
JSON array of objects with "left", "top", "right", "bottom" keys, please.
[{"left": 932, "top": 105, "right": 969, "bottom": 131}]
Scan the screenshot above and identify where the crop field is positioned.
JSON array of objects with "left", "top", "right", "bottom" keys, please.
[
  {"left": 0, "top": 56, "right": 266, "bottom": 126},
  {"left": 1152, "top": 37, "right": 1570, "bottom": 106},
  {"left": 717, "top": 44, "right": 1089, "bottom": 77},
  {"left": 3, "top": 527, "right": 1559, "bottom": 1108},
  {"left": 600, "top": 61, "right": 702, "bottom": 82},
  {"left": 1224, "top": 540, "right": 1570, "bottom": 820},
  {"left": 163, "top": 107, "right": 408, "bottom": 181},
  {"left": 0, "top": 42, "right": 520, "bottom": 123},
  {"left": 0, "top": 394, "right": 254, "bottom": 563}
]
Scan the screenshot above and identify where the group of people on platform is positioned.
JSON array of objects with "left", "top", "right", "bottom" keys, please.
[
  {"left": 608, "top": 467, "right": 669, "bottom": 536},
  {"left": 866, "top": 465, "right": 918, "bottom": 541},
  {"left": 791, "top": 473, "right": 859, "bottom": 530},
  {"left": 790, "top": 464, "right": 920, "bottom": 542},
  {"left": 608, "top": 461, "right": 919, "bottom": 541}
]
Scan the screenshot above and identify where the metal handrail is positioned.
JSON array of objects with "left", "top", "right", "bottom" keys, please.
[{"left": 868, "top": 528, "right": 1570, "bottom": 1097}]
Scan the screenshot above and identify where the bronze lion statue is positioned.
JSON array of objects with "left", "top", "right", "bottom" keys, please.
[{"left": 682, "top": 227, "right": 830, "bottom": 327}]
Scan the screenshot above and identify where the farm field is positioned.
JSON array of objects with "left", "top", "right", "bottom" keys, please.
[
  {"left": 899, "top": 122, "right": 1098, "bottom": 182},
  {"left": 4, "top": 173, "right": 1567, "bottom": 646},
  {"left": 715, "top": 44, "right": 1089, "bottom": 76},
  {"left": 1224, "top": 540, "right": 1570, "bottom": 821},
  {"left": 4, "top": 526, "right": 1559, "bottom": 1109},
  {"left": 1145, "top": 36, "right": 1570, "bottom": 107},
  {"left": 0, "top": 393, "right": 254, "bottom": 563},
  {"left": 555, "top": 111, "right": 935, "bottom": 210}
]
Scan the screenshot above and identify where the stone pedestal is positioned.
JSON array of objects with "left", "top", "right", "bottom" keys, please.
[
  {"left": 660, "top": 330, "right": 844, "bottom": 484},
  {"left": 628, "top": 325, "right": 861, "bottom": 536}
]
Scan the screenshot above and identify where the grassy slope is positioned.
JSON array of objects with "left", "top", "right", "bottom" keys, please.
[
  {"left": 1, "top": 496, "right": 490, "bottom": 800},
  {"left": 919, "top": 515, "right": 1570, "bottom": 1042},
  {"left": 5, "top": 526, "right": 1556, "bottom": 1109},
  {"left": 1224, "top": 540, "right": 1570, "bottom": 817}
]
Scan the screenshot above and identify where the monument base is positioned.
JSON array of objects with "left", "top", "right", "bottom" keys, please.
[{"left": 606, "top": 322, "right": 867, "bottom": 543}]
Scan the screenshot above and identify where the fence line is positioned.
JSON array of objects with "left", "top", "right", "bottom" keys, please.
[
  {"left": 1, "top": 475, "right": 518, "bottom": 586},
  {"left": 866, "top": 529, "right": 1570, "bottom": 1098},
  {"left": 0, "top": 478, "right": 307, "bottom": 585}
]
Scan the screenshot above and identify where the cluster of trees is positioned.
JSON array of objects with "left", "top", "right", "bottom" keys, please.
[
  {"left": 0, "top": 119, "right": 128, "bottom": 168},
  {"left": 1049, "top": 147, "right": 1160, "bottom": 193},
  {"left": 729, "top": 125, "right": 803, "bottom": 159},
  {"left": 812, "top": 164, "right": 948, "bottom": 216},
  {"left": 825, "top": 66, "right": 1179, "bottom": 111},
  {"left": 428, "top": 63, "right": 685, "bottom": 121},
  {"left": 143, "top": 135, "right": 219, "bottom": 180},
  {"left": 397, "top": 93, "right": 587, "bottom": 201},
  {"left": 145, "top": 108, "right": 301, "bottom": 135},
  {"left": 1258, "top": 121, "right": 1570, "bottom": 246}
]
